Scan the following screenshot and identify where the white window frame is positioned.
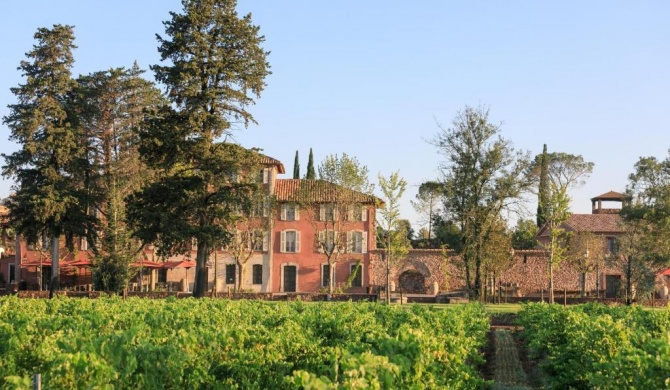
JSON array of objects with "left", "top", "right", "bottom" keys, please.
[
  {"left": 347, "top": 230, "right": 367, "bottom": 254},
  {"left": 319, "top": 204, "right": 337, "bottom": 221},
  {"left": 347, "top": 204, "right": 367, "bottom": 222},
  {"left": 349, "top": 262, "right": 363, "bottom": 287},
  {"left": 280, "top": 230, "right": 301, "bottom": 253},
  {"left": 318, "top": 230, "right": 337, "bottom": 253},
  {"left": 280, "top": 204, "right": 299, "bottom": 221}
]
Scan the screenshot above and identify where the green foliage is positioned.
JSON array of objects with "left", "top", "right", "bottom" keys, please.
[
  {"left": 432, "top": 105, "right": 532, "bottom": 299},
  {"left": 511, "top": 219, "right": 538, "bottom": 250},
  {"left": 129, "top": 0, "right": 271, "bottom": 297},
  {"left": 306, "top": 148, "right": 316, "bottom": 179},
  {"left": 293, "top": 150, "right": 300, "bottom": 179},
  {"left": 318, "top": 153, "right": 374, "bottom": 195},
  {"left": 0, "top": 298, "right": 489, "bottom": 389},
  {"left": 411, "top": 181, "right": 443, "bottom": 241},
  {"left": 517, "top": 303, "right": 670, "bottom": 389},
  {"left": 537, "top": 144, "right": 549, "bottom": 228}
]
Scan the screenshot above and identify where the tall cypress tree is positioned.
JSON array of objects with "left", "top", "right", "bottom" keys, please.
[
  {"left": 2, "top": 25, "right": 96, "bottom": 298},
  {"left": 292, "top": 150, "right": 300, "bottom": 179},
  {"left": 305, "top": 148, "right": 316, "bottom": 179},
  {"left": 537, "top": 144, "right": 549, "bottom": 227},
  {"left": 127, "top": 0, "right": 270, "bottom": 297}
]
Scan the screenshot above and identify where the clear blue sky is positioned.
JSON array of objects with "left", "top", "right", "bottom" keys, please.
[{"left": 1, "top": 1, "right": 669, "bottom": 232}]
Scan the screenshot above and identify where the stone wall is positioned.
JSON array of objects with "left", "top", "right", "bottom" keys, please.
[{"left": 371, "top": 249, "right": 622, "bottom": 296}]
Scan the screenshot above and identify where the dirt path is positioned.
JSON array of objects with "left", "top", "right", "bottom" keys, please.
[{"left": 483, "top": 315, "right": 541, "bottom": 389}]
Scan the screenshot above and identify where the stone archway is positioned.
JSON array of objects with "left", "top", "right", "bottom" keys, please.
[{"left": 398, "top": 270, "right": 426, "bottom": 293}]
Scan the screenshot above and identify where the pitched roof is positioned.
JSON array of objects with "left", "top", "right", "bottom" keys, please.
[
  {"left": 274, "top": 179, "right": 382, "bottom": 205},
  {"left": 537, "top": 213, "right": 623, "bottom": 237},
  {"left": 259, "top": 155, "right": 285, "bottom": 174},
  {"left": 591, "top": 191, "right": 629, "bottom": 201}
]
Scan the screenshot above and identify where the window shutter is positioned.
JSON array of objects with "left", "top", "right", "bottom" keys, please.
[
  {"left": 319, "top": 205, "right": 325, "bottom": 221},
  {"left": 262, "top": 168, "right": 269, "bottom": 184},
  {"left": 295, "top": 205, "right": 300, "bottom": 221},
  {"left": 318, "top": 231, "right": 324, "bottom": 253},
  {"left": 263, "top": 232, "right": 269, "bottom": 251},
  {"left": 263, "top": 198, "right": 269, "bottom": 217},
  {"left": 333, "top": 206, "right": 339, "bottom": 221},
  {"left": 362, "top": 232, "right": 368, "bottom": 254},
  {"left": 346, "top": 231, "right": 352, "bottom": 253},
  {"left": 280, "top": 231, "right": 286, "bottom": 253},
  {"left": 280, "top": 204, "right": 287, "bottom": 221},
  {"left": 347, "top": 206, "right": 354, "bottom": 221},
  {"left": 361, "top": 207, "right": 367, "bottom": 221},
  {"left": 296, "top": 231, "right": 301, "bottom": 253}
]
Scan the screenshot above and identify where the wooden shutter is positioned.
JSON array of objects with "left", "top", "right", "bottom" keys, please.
[
  {"left": 347, "top": 206, "right": 354, "bottom": 221},
  {"left": 346, "top": 231, "right": 352, "bottom": 253},
  {"left": 361, "top": 207, "right": 367, "bottom": 221},
  {"left": 263, "top": 232, "right": 269, "bottom": 251},
  {"left": 294, "top": 205, "right": 300, "bottom": 221},
  {"left": 319, "top": 205, "right": 325, "bottom": 221},
  {"left": 296, "top": 231, "right": 301, "bottom": 253},
  {"left": 318, "top": 231, "right": 325, "bottom": 253},
  {"left": 280, "top": 204, "right": 287, "bottom": 221},
  {"left": 362, "top": 232, "right": 368, "bottom": 254},
  {"left": 280, "top": 231, "right": 286, "bottom": 253},
  {"left": 333, "top": 205, "right": 339, "bottom": 221}
]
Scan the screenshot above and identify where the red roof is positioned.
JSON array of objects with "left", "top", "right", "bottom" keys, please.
[
  {"left": 538, "top": 213, "right": 623, "bottom": 237},
  {"left": 274, "top": 179, "right": 381, "bottom": 205},
  {"left": 591, "top": 191, "right": 629, "bottom": 201},
  {"left": 260, "top": 155, "right": 285, "bottom": 174}
]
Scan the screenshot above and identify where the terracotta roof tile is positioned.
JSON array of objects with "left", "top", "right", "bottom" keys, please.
[
  {"left": 538, "top": 213, "right": 623, "bottom": 237},
  {"left": 591, "top": 191, "right": 629, "bottom": 201},
  {"left": 259, "top": 155, "right": 285, "bottom": 174},
  {"left": 274, "top": 179, "right": 381, "bottom": 205}
]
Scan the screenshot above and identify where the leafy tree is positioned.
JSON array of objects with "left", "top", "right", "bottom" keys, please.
[
  {"left": 618, "top": 153, "right": 670, "bottom": 304},
  {"left": 432, "top": 105, "right": 532, "bottom": 300},
  {"left": 511, "top": 219, "right": 538, "bottom": 250},
  {"left": 481, "top": 219, "right": 515, "bottom": 300},
  {"left": 532, "top": 151, "right": 593, "bottom": 303},
  {"left": 566, "top": 231, "right": 608, "bottom": 297},
  {"left": 75, "top": 65, "right": 165, "bottom": 293},
  {"left": 305, "top": 148, "right": 316, "bottom": 179},
  {"left": 411, "top": 181, "right": 443, "bottom": 241},
  {"left": 377, "top": 171, "right": 411, "bottom": 304},
  {"left": 292, "top": 150, "right": 300, "bottom": 179},
  {"left": 537, "top": 144, "right": 549, "bottom": 227},
  {"left": 2, "top": 25, "right": 97, "bottom": 298},
  {"left": 318, "top": 153, "right": 375, "bottom": 194},
  {"left": 127, "top": 0, "right": 270, "bottom": 297}
]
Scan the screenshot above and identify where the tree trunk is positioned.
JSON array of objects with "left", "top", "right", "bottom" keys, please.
[
  {"left": 48, "top": 234, "right": 59, "bottom": 299},
  {"left": 385, "top": 251, "right": 391, "bottom": 304},
  {"left": 193, "top": 241, "right": 209, "bottom": 298},
  {"left": 626, "top": 257, "right": 633, "bottom": 305},
  {"left": 236, "top": 261, "right": 244, "bottom": 292},
  {"left": 548, "top": 259, "right": 554, "bottom": 304}
]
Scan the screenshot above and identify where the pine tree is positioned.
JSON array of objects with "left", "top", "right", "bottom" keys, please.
[
  {"left": 292, "top": 150, "right": 300, "bottom": 179},
  {"left": 127, "top": 0, "right": 271, "bottom": 297},
  {"left": 305, "top": 148, "right": 316, "bottom": 179},
  {"left": 75, "top": 64, "right": 165, "bottom": 293},
  {"left": 2, "top": 25, "right": 96, "bottom": 298},
  {"left": 537, "top": 144, "right": 549, "bottom": 227}
]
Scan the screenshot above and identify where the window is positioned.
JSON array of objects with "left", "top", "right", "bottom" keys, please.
[
  {"left": 350, "top": 262, "right": 362, "bottom": 287},
  {"left": 319, "top": 204, "right": 337, "bottom": 221},
  {"left": 80, "top": 237, "right": 89, "bottom": 251},
  {"left": 251, "top": 231, "right": 265, "bottom": 251},
  {"left": 318, "top": 230, "right": 336, "bottom": 253},
  {"left": 348, "top": 204, "right": 367, "bottom": 221},
  {"left": 252, "top": 264, "right": 263, "bottom": 285},
  {"left": 258, "top": 168, "right": 270, "bottom": 184},
  {"left": 9, "top": 264, "right": 16, "bottom": 283},
  {"left": 321, "top": 264, "right": 332, "bottom": 288},
  {"left": 225, "top": 264, "right": 236, "bottom": 285},
  {"left": 157, "top": 268, "right": 168, "bottom": 284},
  {"left": 607, "top": 237, "right": 619, "bottom": 255},
  {"left": 280, "top": 230, "right": 300, "bottom": 253},
  {"left": 281, "top": 204, "right": 299, "bottom": 221},
  {"left": 348, "top": 231, "right": 367, "bottom": 253}
]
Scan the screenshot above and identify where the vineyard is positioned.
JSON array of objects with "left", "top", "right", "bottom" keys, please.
[
  {"left": 0, "top": 298, "right": 489, "bottom": 389},
  {"left": 517, "top": 302, "right": 670, "bottom": 389}
]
